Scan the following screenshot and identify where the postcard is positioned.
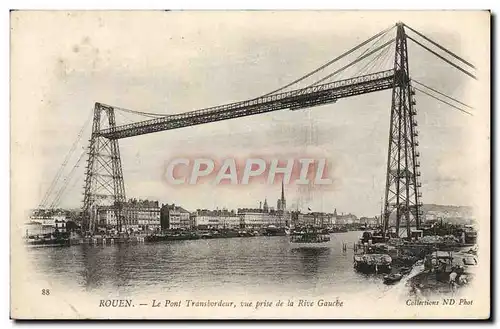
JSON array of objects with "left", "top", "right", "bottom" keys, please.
[{"left": 10, "top": 10, "right": 491, "bottom": 319}]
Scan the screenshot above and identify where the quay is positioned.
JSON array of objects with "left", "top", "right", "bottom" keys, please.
[
  {"left": 26, "top": 227, "right": 291, "bottom": 247},
  {"left": 71, "top": 235, "right": 146, "bottom": 245},
  {"left": 351, "top": 225, "right": 479, "bottom": 296}
]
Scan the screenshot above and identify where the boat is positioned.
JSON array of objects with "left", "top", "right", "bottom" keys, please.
[
  {"left": 25, "top": 236, "right": 70, "bottom": 247},
  {"left": 353, "top": 253, "right": 392, "bottom": 273},
  {"left": 464, "top": 226, "right": 478, "bottom": 244},
  {"left": 328, "top": 226, "right": 348, "bottom": 233},
  {"left": 200, "top": 232, "right": 213, "bottom": 239},
  {"left": 238, "top": 230, "right": 253, "bottom": 237},
  {"left": 290, "top": 226, "right": 330, "bottom": 245},
  {"left": 265, "top": 225, "right": 287, "bottom": 236},
  {"left": 25, "top": 231, "right": 71, "bottom": 247},
  {"left": 383, "top": 273, "right": 403, "bottom": 284},
  {"left": 359, "top": 230, "right": 390, "bottom": 244}
]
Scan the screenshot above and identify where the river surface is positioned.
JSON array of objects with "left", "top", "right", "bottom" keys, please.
[{"left": 25, "top": 231, "right": 405, "bottom": 300}]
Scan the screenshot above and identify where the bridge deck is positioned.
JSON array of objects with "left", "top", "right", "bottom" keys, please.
[{"left": 99, "top": 69, "right": 395, "bottom": 140}]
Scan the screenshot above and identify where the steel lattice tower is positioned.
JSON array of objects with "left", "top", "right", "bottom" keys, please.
[
  {"left": 82, "top": 103, "right": 126, "bottom": 233},
  {"left": 382, "top": 23, "right": 423, "bottom": 238}
]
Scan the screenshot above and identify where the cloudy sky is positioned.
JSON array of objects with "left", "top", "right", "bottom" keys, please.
[{"left": 11, "top": 11, "right": 490, "bottom": 217}]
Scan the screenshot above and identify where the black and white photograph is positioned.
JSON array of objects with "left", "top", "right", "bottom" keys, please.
[{"left": 9, "top": 10, "right": 490, "bottom": 319}]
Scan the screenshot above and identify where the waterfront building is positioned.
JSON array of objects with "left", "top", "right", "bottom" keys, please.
[
  {"left": 30, "top": 212, "right": 66, "bottom": 226},
  {"left": 160, "top": 204, "right": 191, "bottom": 230},
  {"left": 29, "top": 211, "right": 67, "bottom": 234},
  {"left": 279, "top": 210, "right": 291, "bottom": 227},
  {"left": 97, "top": 206, "right": 118, "bottom": 228},
  {"left": 189, "top": 212, "right": 197, "bottom": 228},
  {"left": 238, "top": 208, "right": 268, "bottom": 228},
  {"left": 239, "top": 181, "right": 290, "bottom": 228},
  {"left": 23, "top": 221, "right": 57, "bottom": 237},
  {"left": 294, "top": 212, "right": 335, "bottom": 227},
  {"left": 54, "top": 218, "right": 67, "bottom": 233},
  {"left": 291, "top": 207, "right": 364, "bottom": 228},
  {"left": 335, "top": 212, "right": 358, "bottom": 225},
  {"left": 127, "top": 199, "right": 161, "bottom": 232},
  {"left": 193, "top": 209, "right": 240, "bottom": 229},
  {"left": 237, "top": 208, "right": 289, "bottom": 229},
  {"left": 179, "top": 207, "right": 191, "bottom": 229},
  {"left": 97, "top": 199, "right": 160, "bottom": 232},
  {"left": 360, "top": 216, "right": 379, "bottom": 226}
]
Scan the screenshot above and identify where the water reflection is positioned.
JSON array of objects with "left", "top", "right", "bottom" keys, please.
[
  {"left": 27, "top": 232, "right": 369, "bottom": 295},
  {"left": 80, "top": 246, "right": 104, "bottom": 290},
  {"left": 291, "top": 247, "right": 331, "bottom": 278}
]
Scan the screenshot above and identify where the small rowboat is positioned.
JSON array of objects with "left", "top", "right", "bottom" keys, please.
[{"left": 383, "top": 273, "right": 403, "bottom": 284}]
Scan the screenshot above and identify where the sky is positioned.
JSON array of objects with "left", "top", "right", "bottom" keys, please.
[{"left": 11, "top": 11, "right": 490, "bottom": 217}]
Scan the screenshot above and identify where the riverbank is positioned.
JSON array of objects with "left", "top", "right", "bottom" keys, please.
[{"left": 29, "top": 228, "right": 290, "bottom": 246}]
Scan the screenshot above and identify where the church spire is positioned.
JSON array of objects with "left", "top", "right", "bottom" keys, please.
[
  {"left": 281, "top": 180, "right": 285, "bottom": 201},
  {"left": 279, "top": 179, "right": 286, "bottom": 211}
]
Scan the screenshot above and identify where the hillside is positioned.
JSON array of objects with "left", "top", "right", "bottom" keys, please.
[
  {"left": 422, "top": 204, "right": 474, "bottom": 217},
  {"left": 385, "top": 203, "right": 474, "bottom": 225}
]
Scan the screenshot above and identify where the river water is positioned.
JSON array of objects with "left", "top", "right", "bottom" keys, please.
[{"left": 25, "top": 231, "right": 408, "bottom": 301}]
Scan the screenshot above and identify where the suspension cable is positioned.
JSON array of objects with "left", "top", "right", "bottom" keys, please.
[
  {"left": 414, "top": 86, "right": 473, "bottom": 116},
  {"left": 105, "top": 26, "right": 397, "bottom": 118},
  {"left": 60, "top": 172, "right": 85, "bottom": 206},
  {"left": 381, "top": 40, "right": 395, "bottom": 69},
  {"left": 335, "top": 28, "right": 392, "bottom": 81},
  {"left": 404, "top": 24, "right": 476, "bottom": 69},
  {"left": 354, "top": 48, "right": 381, "bottom": 77},
  {"left": 354, "top": 38, "right": 393, "bottom": 77},
  {"left": 104, "top": 36, "right": 396, "bottom": 125},
  {"left": 115, "top": 109, "right": 137, "bottom": 124},
  {"left": 310, "top": 38, "right": 395, "bottom": 87},
  {"left": 407, "top": 36, "right": 476, "bottom": 80},
  {"left": 412, "top": 79, "right": 473, "bottom": 109},
  {"left": 374, "top": 43, "right": 393, "bottom": 72},
  {"left": 261, "top": 24, "right": 396, "bottom": 96},
  {"left": 50, "top": 148, "right": 87, "bottom": 208},
  {"left": 113, "top": 105, "right": 172, "bottom": 118},
  {"left": 384, "top": 42, "right": 395, "bottom": 68},
  {"left": 39, "top": 110, "right": 92, "bottom": 208}
]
